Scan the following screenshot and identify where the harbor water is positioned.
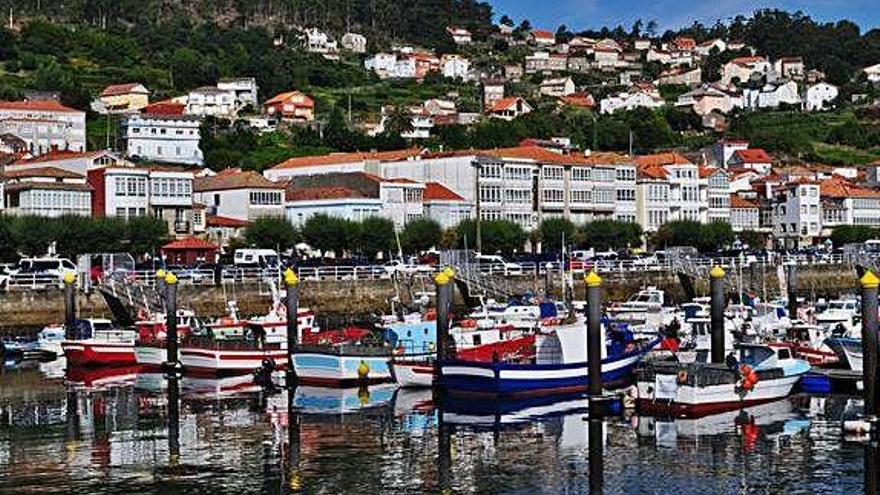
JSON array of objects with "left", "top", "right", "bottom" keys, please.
[{"left": 0, "top": 362, "right": 871, "bottom": 494}]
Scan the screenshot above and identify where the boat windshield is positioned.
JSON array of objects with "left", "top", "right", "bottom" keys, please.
[
  {"left": 630, "top": 293, "right": 659, "bottom": 303},
  {"left": 740, "top": 346, "right": 774, "bottom": 367},
  {"left": 92, "top": 322, "right": 114, "bottom": 332}
]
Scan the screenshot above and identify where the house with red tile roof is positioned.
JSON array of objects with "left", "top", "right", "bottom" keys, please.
[
  {"left": 204, "top": 214, "right": 249, "bottom": 246},
  {"left": 721, "top": 56, "right": 771, "bottom": 86},
  {"left": 8, "top": 149, "right": 130, "bottom": 176},
  {"left": 194, "top": 169, "right": 285, "bottom": 222},
  {"left": 161, "top": 237, "right": 218, "bottom": 265},
  {"left": 423, "top": 182, "right": 472, "bottom": 228},
  {"left": 729, "top": 194, "right": 761, "bottom": 232},
  {"left": 487, "top": 96, "right": 532, "bottom": 121},
  {"left": 729, "top": 148, "right": 773, "bottom": 174},
  {"left": 530, "top": 29, "right": 555, "bottom": 46},
  {"left": 262, "top": 91, "right": 315, "bottom": 122},
  {"left": 0, "top": 99, "right": 86, "bottom": 155},
  {"left": 0, "top": 166, "right": 92, "bottom": 218},
  {"left": 97, "top": 83, "right": 149, "bottom": 114},
  {"left": 819, "top": 176, "right": 880, "bottom": 233}
]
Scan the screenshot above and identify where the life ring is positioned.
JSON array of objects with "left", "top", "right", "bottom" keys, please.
[
  {"left": 739, "top": 364, "right": 758, "bottom": 391},
  {"left": 677, "top": 369, "right": 688, "bottom": 384},
  {"left": 460, "top": 319, "right": 477, "bottom": 328}
]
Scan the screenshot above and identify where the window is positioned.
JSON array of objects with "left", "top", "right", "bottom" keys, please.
[
  {"left": 542, "top": 166, "right": 563, "bottom": 181},
  {"left": 616, "top": 189, "right": 635, "bottom": 201},
  {"left": 542, "top": 189, "right": 564, "bottom": 203},
  {"left": 504, "top": 188, "right": 531, "bottom": 204},
  {"left": 572, "top": 167, "right": 590, "bottom": 181},
  {"left": 481, "top": 164, "right": 502, "bottom": 179},
  {"left": 571, "top": 190, "right": 591, "bottom": 203},
  {"left": 479, "top": 185, "right": 501, "bottom": 203}
]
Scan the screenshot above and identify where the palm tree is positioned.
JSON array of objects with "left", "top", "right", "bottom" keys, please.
[{"left": 384, "top": 106, "right": 415, "bottom": 137}]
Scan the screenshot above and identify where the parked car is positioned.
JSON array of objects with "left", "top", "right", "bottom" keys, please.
[
  {"left": 7, "top": 257, "right": 77, "bottom": 287},
  {"left": 474, "top": 254, "right": 523, "bottom": 276},
  {"left": 383, "top": 259, "right": 434, "bottom": 275}
]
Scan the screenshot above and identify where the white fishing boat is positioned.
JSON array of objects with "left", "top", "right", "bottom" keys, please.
[
  {"left": 636, "top": 343, "right": 810, "bottom": 418},
  {"left": 607, "top": 287, "right": 671, "bottom": 328},
  {"left": 825, "top": 337, "right": 862, "bottom": 372},
  {"left": 815, "top": 298, "right": 860, "bottom": 335},
  {"left": 61, "top": 319, "right": 137, "bottom": 367},
  {"left": 134, "top": 309, "right": 198, "bottom": 368}
]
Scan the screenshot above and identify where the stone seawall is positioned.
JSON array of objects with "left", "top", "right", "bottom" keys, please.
[{"left": 0, "top": 264, "right": 862, "bottom": 336}]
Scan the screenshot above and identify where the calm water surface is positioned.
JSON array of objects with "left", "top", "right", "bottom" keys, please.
[{"left": 0, "top": 361, "right": 871, "bottom": 494}]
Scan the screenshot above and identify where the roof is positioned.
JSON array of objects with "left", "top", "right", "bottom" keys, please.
[
  {"left": 285, "top": 186, "right": 367, "bottom": 202},
  {"left": 489, "top": 96, "right": 527, "bottom": 112},
  {"left": 699, "top": 165, "right": 722, "bottom": 178},
  {"left": 730, "top": 56, "right": 766, "bottom": 67},
  {"left": 424, "top": 182, "right": 466, "bottom": 201},
  {"left": 13, "top": 150, "right": 105, "bottom": 165},
  {"left": 559, "top": 93, "right": 595, "bottom": 108},
  {"left": 161, "top": 237, "right": 219, "bottom": 251},
  {"left": 264, "top": 91, "right": 314, "bottom": 107},
  {"left": 733, "top": 148, "right": 772, "bottom": 163},
  {"left": 3, "top": 182, "right": 92, "bottom": 192},
  {"left": 634, "top": 152, "right": 692, "bottom": 167},
  {"left": 730, "top": 194, "right": 758, "bottom": 209},
  {"left": 531, "top": 29, "right": 555, "bottom": 40},
  {"left": 142, "top": 100, "right": 186, "bottom": 115},
  {"left": 271, "top": 148, "right": 422, "bottom": 171},
  {"left": 0, "top": 166, "right": 83, "bottom": 180},
  {"left": 193, "top": 170, "right": 284, "bottom": 192},
  {"left": 100, "top": 83, "right": 147, "bottom": 97},
  {"left": 476, "top": 145, "right": 629, "bottom": 166},
  {"left": 0, "top": 100, "right": 81, "bottom": 113},
  {"left": 820, "top": 177, "right": 880, "bottom": 199},
  {"left": 638, "top": 164, "right": 668, "bottom": 179},
  {"left": 206, "top": 215, "right": 249, "bottom": 228}
]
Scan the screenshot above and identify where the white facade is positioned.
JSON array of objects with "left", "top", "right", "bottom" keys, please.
[
  {"left": 186, "top": 87, "right": 237, "bottom": 118},
  {"left": 341, "top": 33, "right": 367, "bottom": 53},
  {"left": 705, "top": 169, "right": 731, "bottom": 223},
  {"left": 600, "top": 91, "right": 665, "bottom": 114},
  {"left": 424, "top": 199, "right": 472, "bottom": 229},
  {"left": 365, "top": 53, "right": 398, "bottom": 78},
  {"left": 441, "top": 55, "right": 471, "bottom": 80},
  {"left": 540, "top": 77, "right": 576, "bottom": 97},
  {"left": 865, "top": 64, "right": 880, "bottom": 83},
  {"left": 4, "top": 184, "right": 91, "bottom": 217},
  {"left": 773, "top": 182, "right": 821, "bottom": 246},
  {"left": 805, "top": 83, "right": 839, "bottom": 111},
  {"left": 217, "top": 78, "right": 259, "bottom": 109},
  {"left": 0, "top": 101, "right": 86, "bottom": 155},
  {"left": 730, "top": 200, "right": 760, "bottom": 232},
  {"left": 124, "top": 114, "right": 203, "bottom": 166},
  {"left": 743, "top": 80, "right": 801, "bottom": 109},
  {"left": 286, "top": 198, "right": 382, "bottom": 227},
  {"left": 666, "top": 163, "right": 707, "bottom": 223}
]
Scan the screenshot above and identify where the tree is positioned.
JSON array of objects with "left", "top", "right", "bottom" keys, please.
[
  {"left": 400, "top": 218, "right": 442, "bottom": 254},
  {"left": 577, "top": 220, "right": 643, "bottom": 251},
  {"left": 0, "top": 216, "right": 17, "bottom": 261},
  {"left": 384, "top": 106, "right": 415, "bottom": 138},
  {"left": 301, "top": 214, "right": 346, "bottom": 255},
  {"left": 700, "top": 221, "right": 735, "bottom": 252},
  {"left": 538, "top": 218, "right": 575, "bottom": 253},
  {"left": 650, "top": 220, "right": 703, "bottom": 250},
  {"left": 499, "top": 15, "right": 514, "bottom": 27},
  {"left": 831, "top": 225, "right": 879, "bottom": 246},
  {"left": 738, "top": 230, "right": 767, "bottom": 250},
  {"left": 244, "top": 217, "right": 299, "bottom": 252},
  {"left": 455, "top": 219, "right": 526, "bottom": 255},
  {"left": 358, "top": 216, "right": 395, "bottom": 259}
]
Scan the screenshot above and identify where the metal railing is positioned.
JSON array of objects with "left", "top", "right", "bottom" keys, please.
[{"left": 0, "top": 253, "right": 854, "bottom": 292}]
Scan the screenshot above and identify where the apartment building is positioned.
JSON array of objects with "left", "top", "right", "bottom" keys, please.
[{"left": 0, "top": 99, "right": 87, "bottom": 155}]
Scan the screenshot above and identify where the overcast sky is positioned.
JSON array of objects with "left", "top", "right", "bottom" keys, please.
[{"left": 489, "top": 0, "right": 879, "bottom": 33}]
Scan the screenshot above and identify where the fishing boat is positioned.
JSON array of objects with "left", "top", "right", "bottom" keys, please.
[
  {"left": 390, "top": 316, "right": 538, "bottom": 388},
  {"left": 133, "top": 310, "right": 198, "bottom": 368},
  {"left": 824, "top": 337, "right": 862, "bottom": 371},
  {"left": 635, "top": 343, "right": 810, "bottom": 418},
  {"left": 179, "top": 308, "right": 319, "bottom": 376},
  {"left": 815, "top": 298, "right": 860, "bottom": 335},
  {"left": 61, "top": 319, "right": 137, "bottom": 366},
  {"left": 36, "top": 324, "right": 66, "bottom": 357},
  {"left": 438, "top": 317, "right": 658, "bottom": 397},
  {"left": 778, "top": 323, "right": 837, "bottom": 366}
]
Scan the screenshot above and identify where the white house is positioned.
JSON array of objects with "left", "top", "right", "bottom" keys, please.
[
  {"left": 721, "top": 56, "right": 771, "bottom": 86},
  {"left": 805, "top": 82, "right": 839, "bottom": 111},
  {"left": 729, "top": 195, "right": 760, "bottom": 232},
  {"left": 657, "top": 67, "right": 702, "bottom": 87},
  {"left": 285, "top": 186, "right": 382, "bottom": 227},
  {"left": 743, "top": 80, "right": 801, "bottom": 109},
  {"left": 0, "top": 99, "right": 87, "bottom": 155},
  {"left": 446, "top": 26, "right": 472, "bottom": 44},
  {"left": 675, "top": 84, "right": 743, "bottom": 116},
  {"left": 441, "top": 54, "right": 471, "bottom": 80},
  {"left": 341, "top": 33, "right": 367, "bottom": 53},
  {"left": 364, "top": 53, "right": 398, "bottom": 78},
  {"left": 487, "top": 97, "right": 532, "bottom": 121},
  {"left": 124, "top": 114, "right": 203, "bottom": 166},
  {"left": 0, "top": 166, "right": 92, "bottom": 218},
  {"left": 773, "top": 180, "right": 821, "bottom": 248},
  {"left": 302, "top": 28, "right": 338, "bottom": 56},
  {"left": 864, "top": 63, "right": 880, "bottom": 83},
  {"left": 600, "top": 91, "right": 665, "bottom": 114},
  {"left": 539, "top": 77, "right": 576, "bottom": 97},
  {"left": 217, "top": 78, "right": 259, "bottom": 110},
  {"left": 194, "top": 169, "right": 285, "bottom": 222},
  {"left": 423, "top": 181, "right": 472, "bottom": 229},
  {"left": 696, "top": 39, "right": 726, "bottom": 57},
  {"left": 728, "top": 148, "right": 773, "bottom": 174},
  {"left": 186, "top": 86, "right": 237, "bottom": 118}
]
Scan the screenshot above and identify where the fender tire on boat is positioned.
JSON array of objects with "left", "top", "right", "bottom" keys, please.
[{"left": 677, "top": 369, "right": 688, "bottom": 384}]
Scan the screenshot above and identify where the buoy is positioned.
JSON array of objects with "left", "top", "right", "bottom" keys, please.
[{"left": 358, "top": 360, "right": 370, "bottom": 380}]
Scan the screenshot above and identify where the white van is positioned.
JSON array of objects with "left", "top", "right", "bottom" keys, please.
[{"left": 234, "top": 249, "right": 280, "bottom": 268}]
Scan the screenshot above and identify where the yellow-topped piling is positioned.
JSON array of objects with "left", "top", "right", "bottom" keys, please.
[
  {"left": 861, "top": 270, "right": 879, "bottom": 289},
  {"left": 709, "top": 265, "right": 726, "bottom": 278},
  {"left": 584, "top": 271, "right": 602, "bottom": 287}
]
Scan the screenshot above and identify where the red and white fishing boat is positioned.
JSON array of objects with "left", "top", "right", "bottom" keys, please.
[
  {"left": 179, "top": 300, "right": 319, "bottom": 375},
  {"left": 391, "top": 318, "right": 536, "bottom": 388},
  {"left": 134, "top": 310, "right": 197, "bottom": 368},
  {"left": 61, "top": 319, "right": 137, "bottom": 367},
  {"left": 776, "top": 323, "right": 838, "bottom": 366}
]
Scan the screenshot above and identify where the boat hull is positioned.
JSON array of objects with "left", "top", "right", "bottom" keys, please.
[
  {"left": 179, "top": 347, "right": 288, "bottom": 376},
  {"left": 439, "top": 346, "right": 650, "bottom": 398},
  {"left": 390, "top": 359, "right": 434, "bottom": 387},
  {"left": 636, "top": 373, "right": 803, "bottom": 418},
  {"left": 62, "top": 341, "right": 136, "bottom": 366},
  {"left": 292, "top": 351, "right": 392, "bottom": 386},
  {"left": 134, "top": 345, "right": 177, "bottom": 368},
  {"left": 826, "top": 338, "right": 862, "bottom": 372}
]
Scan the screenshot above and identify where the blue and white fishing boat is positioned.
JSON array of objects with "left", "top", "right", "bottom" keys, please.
[{"left": 439, "top": 318, "right": 658, "bottom": 397}]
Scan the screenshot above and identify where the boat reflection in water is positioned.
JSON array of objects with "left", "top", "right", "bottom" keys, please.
[{"left": 0, "top": 364, "right": 872, "bottom": 494}]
